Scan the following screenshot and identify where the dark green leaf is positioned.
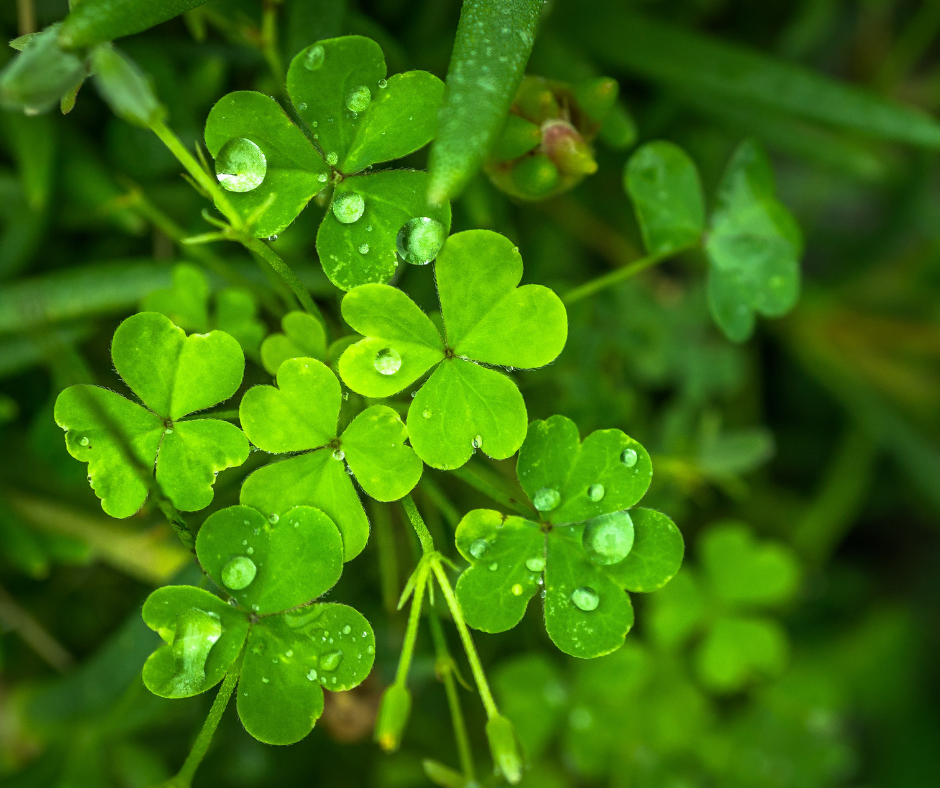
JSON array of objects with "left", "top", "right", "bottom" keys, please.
[
  {"left": 694, "top": 614, "right": 789, "bottom": 692},
  {"left": 59, "top": 0, "right": 211, "bottom": 49}
]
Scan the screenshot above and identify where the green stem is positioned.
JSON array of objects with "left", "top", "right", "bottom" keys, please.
[
  {"left": 401, "top": 494, "right": 435, "bottom": 555},
  {"left": 241, "top": 237, "right": 322, "bottom": 320},
  {"left": 394, "top": 564, "right": 428, "bottom": 686},
  {"left": 562, "top": 249, "right": 675, "bottom": 304},
  {"left": 450, "top": 465, "right": 534, "bottom": 517},
  {"left": 260, "top": 0, "right": 286, "bottom": 92},
  {"left": 168, "top": 658, "right": 242, "bottom": 787},
  {"left": 428, "top": 605, "right": 476, "bottom": 782},
  {"left": 429, "top": 560, "right": 499, "bottom": 720}
]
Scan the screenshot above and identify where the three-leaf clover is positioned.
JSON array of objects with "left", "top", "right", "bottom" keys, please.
[
  {"left": 338, "top": 230, "right": 568, "bottom": 470},
  {"left": 54, "top": 312, "right": 249, "bottom": 517},
  {"left": 204, "top": 35, "right": 451, "bottom": 290},
  {"left": 238, "top": 357, "right": 422, "bottom": 560},
  {"left": 454, "top": 415, "right": 684, "bottom": 658},
  {"left": 142, "top": 504, "right": 375, "bottom": 745},
  {"left": 258, "top": 310, "right": 356, "bottom": 376},
  {"left": 648, "top": 521, "right": 801, "bottom": 693}
]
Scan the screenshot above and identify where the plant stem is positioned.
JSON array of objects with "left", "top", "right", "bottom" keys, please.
[
  {"left": 241, "top": 237, "right": 323, "bottom": 320},
  {"left": 419, "top": 476, "right": 461, "bottom": 530},
  {"left": 450, "top": 465, "right": 534, "bottom": 517},
  {"left": 0, "top": 582, "right": 73, "bottom": 672},
  {"left": 401, "top": 494, "right": 435, "bottom": 555},
  {"left": 429, "top": 560, "right": 499, "bottom": 720},
  {"left": 260, "top": 0, "right": 286, "bottom": 92},
  {"left": 562, "top": 250, "right": 674, "bottom": 304},
  {"left": 394, "top": 564, "right": 428, "bottom": 686}
]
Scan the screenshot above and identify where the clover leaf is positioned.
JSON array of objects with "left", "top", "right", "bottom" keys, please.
[
  {"left": 454, "top": 415, "right": 683, "bottom": 658},
  {"left": 204, "top": 36, "right": 451, "bottom": 291},
  {"left": 705, "top": 140, "right": 803, "bottom": 342},
  {"left": 142, "top": 263, "right": 267, "bottom": 359},
  {"left": 142, "top": 504, "right": 375, "bottom": 745},
  {"left": 260, "top": 311, "right": 327, "bottom": 375},
  {"left": 54, "top": 312, "right": 249, "bottom": 518},
  {"left": 338, "top": 230, "right": 568, "bottom": 469},
  {"left": 648, "top": 521, "right": 801, "bottom": 693},
  {"left": 238, "top": 357, "right": 422, "bottom": 560}
]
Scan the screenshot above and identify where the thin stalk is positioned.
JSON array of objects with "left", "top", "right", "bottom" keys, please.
[
  {"left": 394, "top": 565, "right": 429, "bottom": 686},
  {"left": 401, "top": 494, "right": 435, "bottom": 555},
  {"left": 241, "top": 237, "right": 322, "bottom": 320},
  {"left": 260, "top": 0, "right": 286, "bottom": 91},
  {"left": 562, "top": 250, "right": 674, "bottom": 304},
  {"left": 450, "top": 465, "right": 534, "bottom": 517},
  {"left": 428, "top": 605, "right": 476, "bottom": 782},
  {"left": 16, "top": 0, "right": 36, "bottom": 35},
  {"left": 429, "top": 560, "right": 499, "bottom": 719},
  {"left": 0, "top": 582, "right": 73, "bottom": 672}
]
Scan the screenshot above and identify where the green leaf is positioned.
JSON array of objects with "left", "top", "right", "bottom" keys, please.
[
  {"left": 408, "top": 359, "right": 527, "bottom": 470},
  {"left": 141, "top": 585, "right": 249, "bottom": 699},
  {"left": 90, "top": 45, "right": 165, "bottom": 128},
  {"left": 624, "top": 141, "right": 705, "bottom": 255},
  {"left": 54, "top": 386, "right": 163, "bottom": 518},
  {"left": 141, "top": 263, "right": 210, "bottom": 332},
  {"left": 196, "top": 504, "right": 343, "bottom": 615},
  {"left": 516, "top": 415, "right": 652, "bottom": 526},
  {"left": 698, "top": 522, "right": 801, "bottom": 607},
  {"left": 705, "top": 140, "right": 802, "bottom": 342},
  {"left": 607, "top": 508, "right": 685, "bottom": 593},
  {"left": 694, "top": 614, "right": 789, "bottom": 693},
  {"left": 427, "top": 0, "right": 544, "bottom": 204},
  {"left": 204, "top": 91, "right": 330, "bottom": 239},
  {"left": 59, "top": 0, "right": 211, "bottom": 49},
  {"left": 214, "top": 288, "right": 267, "bottom": 359},
  {"left": 340, "top": 405, "right": 423, "bottom": 501},
  {"left": 237, "top": 603, "right": 375, "bottom": 745},
  {"left": 436, "top": 230, "right": 567, "bottom": 367},
  {"left": 647, "top": 569, "right": 706, "bottom": 649},
  {"left": 287, "top": 37, "right": 443, "bottom": 173},
  {"left": 0, "top": 25, "right": 86, "bottom": 115},
  {"left": 260, "top": 311, "right": 327, "bottom": 376},
  {"left": 315, "top": 170, "right": 451, "bottom": 291},
  {"left": 112, "top": 312, "right": 244, "bottom": 421}
]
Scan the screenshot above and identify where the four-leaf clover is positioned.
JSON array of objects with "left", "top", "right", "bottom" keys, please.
[
  {"left": 54, "top": 312, "right": 249, "bottom": 517},
  {"left": 238, "top": 357, "right": 422, "bottom": 560},
  {"left": 338, "top": 230, "right": 568, "bottom": 470},
  {"left": 455, "top": 415, "right": 684, "bottom": 658},
  {"left": 143, "top": 504, "right": 374, "bottom": 745}
]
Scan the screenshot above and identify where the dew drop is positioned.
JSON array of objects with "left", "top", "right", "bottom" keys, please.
[
  {"left": 164, "top": 609, "right": 222, "bottom": 696},
  {"left": 620, "top": 447, "right": 638, "bottom": 468},
  {"left": 332, "top": 192, "right": 364, "bottom": 223},
  {"left": 79, "top": 436, "right": 90, "bottom": 447},
  {"left": 304, "top": 44, "right": 325, "bottom": 70},
  {"left": 358, "top": 243, "right": 370, "bottom": 254},
  {"left": 342, "top": 624, "right": 352, "bottom": 635},
  {"left": 326, "top": 151, "right": 339, "bottom": 166},
  {"left": 296, "top": 102, "right": 307, "bottom": 111},
  {"left": 377, "top": 78, "right": 388, "bottom": 88},
  {"left": 587, "top": 483, "right": 605, "bottom": 502},
  {"left": 422, "top": 408, "right": 432, "bottom": 419},
  {"left": 268, "top": 513, "right": 279, "bottom": 524},
  {"left": 582, "top": 511, "right": 634, "bottom": 566},
  {"left": 396, "top": 216, "right": 447, "bottom": 265},
  {"left": 317, "top": 172, "right": 328, "bottom": 183},
  {"left": 221, "top": 556, "right": 257, "bottom": 590},
  {"left": 471, "top": 434, "right": 483, "bottom": 449},
  {"left": 320, "top": 650, "right": 343, "bottom": 671},
  {"left": 533, "top": 487, "right": 561, "bottom": 512},
  {"left": 373, "top": 347, "right": 401, "bottom": 375},
  {"left": 332, "top": 448, "right": 345, "bottom": 461},
  {"left": 525, "top": 556, "right": 545, "bottom": 572},
  {"left": 215, "top": 138, "right": 266, "bottom": 193},
  {"left": 511, "top": 583, "right": 523, "bottom": 596},
  {"left": 570, "top": 586, "right": 600, "bottom": 612},
  {"left": 489, "top": 562, "right": 499, "bottom": 571},
  {"left": 469, "top": 539, "right": 489, "bottom": 559},
  {"left": 345, "top": 85, "right": 372, "bottom": 112},
  {"left": 306, "top": 668, "right": 318, "bottom": 681}
]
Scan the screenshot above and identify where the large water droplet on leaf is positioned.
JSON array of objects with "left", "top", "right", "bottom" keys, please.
[
  {"left": 525, "top": 556, "right": 545, "bottom": 572},
  {"left": 320, "top": 650, "right": 343, "bottom": 671},
  {"left": 396, "top": 217, "right": 446, "bottom": 265},
  {"left": 221, "top": 556, "right": 257, "bottom": 590},
  {"left": 165, "top": 609, "right": 222, "bottom": 696},
  {"left": 332, "top": 192, "right": 365, "bottom": 223},
  {"left": 345, "top": 85, "right": 372, "bottom": 112},
  {"left": 332, "top": 448, "right": 345, "bottom": 461},
  {"left": 215, "top": 138, "right": 266, "bottom": 193},
  {"left": 620, "top": 448, "right": 638, "bottom": 468},
  {"left": 469, "top": 539, "right": 489, "bottom": 559},
  {"left": 511, "top": 583, "right": 523, "bottom": 596},
  {"left": 472, "top": 435, "right": 483, "bottom": 449},
  {"left": 570, "top": 587, "right": 599, "bottom": 612},
  {"left": 533, "top": 487, "right": 561, "bottom": 512},
  {"left": 587, "top": 483, "right": 605, "bottom": 502},
  {"left": 304, "top": 45, "right": 325, "bottom": 70},
  {"left": 373, "top": 347, "right": 401, "bottom": 375},
  {"left": 582, "top": 511, "right": 634, "bottom": 566}
]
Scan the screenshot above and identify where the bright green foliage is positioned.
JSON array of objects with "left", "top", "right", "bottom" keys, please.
[
  {"left": 339, "top": 230, "right": 567, "bottom": 469},
  {"left": 625, "top": 141, "right": 705, "bottom": 255},
  {"left": 649, "top": 521, "right": 801, "bottom": 693},
  {"left": 0, "top": 25, "right": 86, "bottom": 114},
  {"left": 142, "top": 263, "right": 267, "bottom": 359},
  {"left": 205, "top": 36, "right": 450, "bottom": 291},
  {"left": 53, "top": 312, "right": 248, "bottom": 517},
  {"left": 705, "top": 140, "right": 803, "bottom": 342},
  {"left": 454, "top": 416, "right": 683, "bottom": 658},
  {"left": 260, "top": 311, "right": 327, "bottom": 375},
  {"left": 239, "top": 357, "right": 422, "bottom": 560},
  {"left": 58, "top": 0, "right": 210, "bottom": 49},
  {"left": 90, "top": 45, "right": 165, "bottom": 128},
  {"left": 142, "top": 502, "right": 374, "bottom": 745}
]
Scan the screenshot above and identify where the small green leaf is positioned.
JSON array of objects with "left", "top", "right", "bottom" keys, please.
[
  {"left": 214, "top": 288, "right": 267, "bottom": 359},
  {"left": 197, "top": 504, "right": 343, "bottom": 615},
  {"left": 205, "top": 91, "right": 330, "bottom": 239},
  {"left": 694, "top": 614, "right": 789, "bottom": 692},
  {"left": 90, "top": 45, "right": 165, "bottom": 127},
  {"left": 607, "top": 508, "right": 684, "bottom": 592},
  {"left": 341, "top": 405, "right": 423, "bottom": 501},
  {"left": 647, "top": 569, "right": 705, "bottom": 649},
  {"left": 625, "top": 141, "right": 704, "bottom": 255},
  {"left": 237, "top": 603, "right": 375, "bottom": 744},
  {"left": 260, "top": 311, "right": 327, "bottom": 376},
  {"left": 516, "top": 415, "right": 652, "bottom": 526},
  {"left": 141, "top": 585, "right": 249, "bottom": 699},
  {"left": 0, "top": 25, "right": 86, "bottom": 115},
  {"left": 141, "top": 263, "right": 210, "bottom": 332},
  {"left": 315, "top": 170, "right": 451, "bottom": 291}
]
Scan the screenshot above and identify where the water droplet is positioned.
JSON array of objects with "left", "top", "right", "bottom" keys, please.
[
  {"left": 306, "top": 668, "right": 318, "bottom": 681},
  {"left": 332, "top": 192, "right": 364, "bottom": 223},
  {"left": 469, "top": 539, "right": 489, "bottom": 559},
  {"left": 285, "top": 650, "right": 293, "bottom": 657},
  {"left": 297, "top": 102, "right": 307, "bottom": 111},
  {"left": 304, "top": 44, "right": 325, "bottom": 70},
  {"left": 377, "top": 78, "right": 388, "bottom": 88},
  {"left": 489, "top": 562, "right": 499, "bottom": 571},
  {"left": 221, "top": 556, "right": 257, "bottom": 590},
  {"left": 326, "top": 151, "right": 339, "bottom": 166},
  {"left": 587, "top": 483, "right": 605, "bottom": 502},
  {"left": 79, "top": 436, "right": 90, "bottom": 447},
  {"left": 570, "top": 586, "right": 599, "bottom": 612},
  {"left": 317, "top": 172, "right": 328, "bottom": 183},
  {"left": 367, "top": 645, "right": 375, "bottom": 655},
  {"left": 358, "top": 243, "right": 370, "bottom": 254},
  {"left": 345, "top": 85, "right": 372, "bottom": 112},
  {"left": 165, "top": 427, "right": 173, "bottom": 434},
  {"left": 511, "top": 583, "right": 523, "bottom": 596},
  {"left": 525, "top": 556, "right": 545, "bottom": 572},
  {"left": 268, "top": 513, "right": 279, "bottom": 524},
  {"left": 471, "top": 435, "right": 483, "bottom": 449},
  {"left": 582, "top": 512, "right": 634, "bottom": 566},
  {"left": 320, "top": 650, "right": 343, "bottom": 671},
  {"left": 533, "top": 487, "right": 561, "bottom": 512},
  {"left": 332, "top": 448, "right": 345, "bottom": 461},
  {"left": 261, "top": 677, "right": 269, "bottom": 684},
  {"left": 620, "top": 448, "right": 638, "bottom": 468},
  {"left": 422, "top": 408, "right": 432, "bottom": 419},
  {"left": 396, "top": 216, "right": 447, "bottom": 265},
  {"left": 215, "top": 137, "right": 266, "bottom": 193},
  {"left": 163, "top": 609, "right": 221, "bottom": 696},
  {"left": 342, "top": 624, "right": 352, "bottom": 635},
  {"left": 373, "top": 347, "right": 401, "bottom": 375}
]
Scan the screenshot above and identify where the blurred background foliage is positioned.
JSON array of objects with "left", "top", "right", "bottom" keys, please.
[{"left": 1, "top": 0, "right": 939, "bottom": 786}]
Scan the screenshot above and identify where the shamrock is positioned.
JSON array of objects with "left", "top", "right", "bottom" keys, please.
[
  {"left": 238, "top": 357, "right": 422, "bottom": 561},
  {"left": 338, "top": 230, "right": 568, "bottom": 470},
  {"left": 141, "top": 262, "right": 267, "bottom": 359},
  {"left": 258, "top": 310, "right": 357, "bottom": 376},
  {"left": 204, "top": 35, "right": 451, "bottom": 290},
  {"left": 142, "top": 504, "right": 375, "bottom": 745},
  {"left": 648, "top": 521, "right": 801, "bottom": 693},
  {"left": 454, "top": 415, "right": 684, "bottom": 658},
  {"left": 54, "top": 312, "right": 249, "bottom": 518}
]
